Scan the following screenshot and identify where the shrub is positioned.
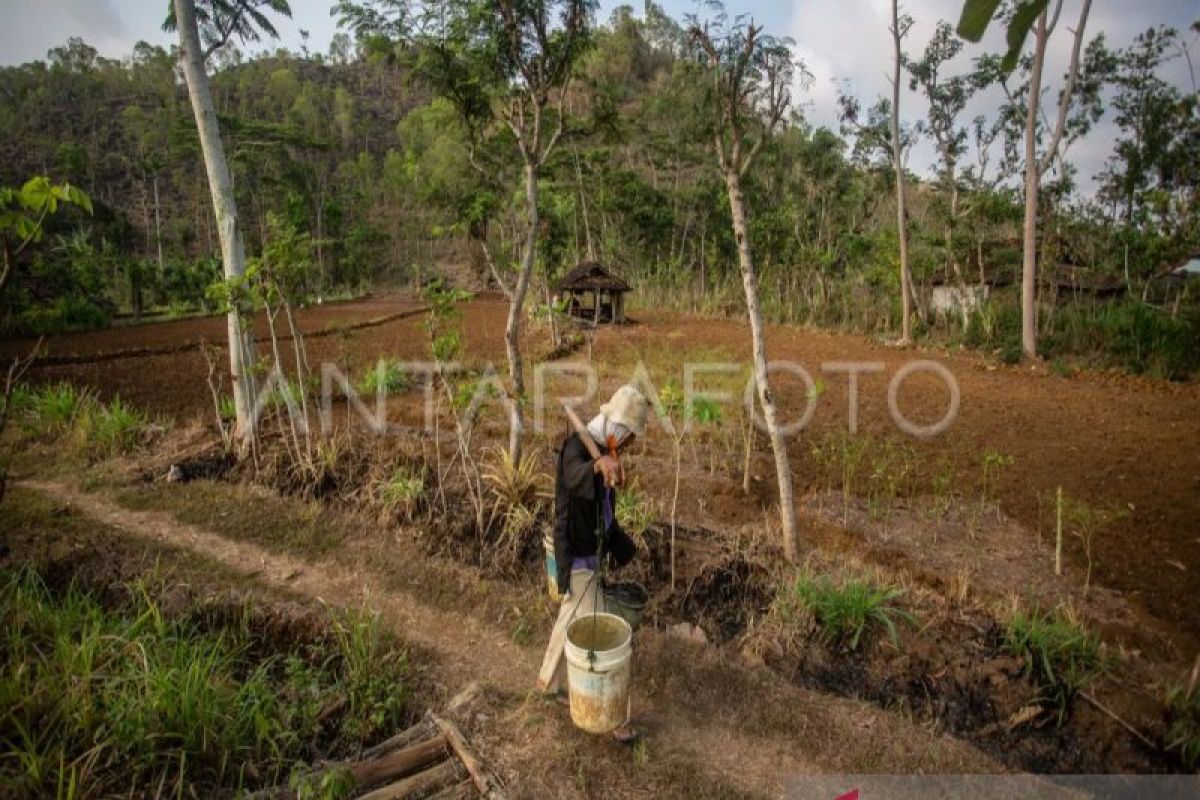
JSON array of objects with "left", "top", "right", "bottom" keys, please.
[
  {"left": 376, "top": 467, "right": 425, "bottom": 518},
  {"left": 19, "top": 382, "right": 93, "bottom": 437},
  {"left": 481, "top": 448, "right": 548, "bottom": 567},
  {"left": 1004, "top": 606, "right": 1106, "bottom": 725},
  {"left": 14, "top": 296, "right": 110, "bottom": 336},
  {"left": 481, "top": 447, "right": 546, "bottom": 512},
  {"left": 74, "top": 396, "right": 149, "bottom": 458},
  {"left": 616, "top": 479, "right": 657, "bottom": 543},
  {"left": 357, "top": 360, "right": 413, "bottom": 397},
  {"left": 789, "top": 569, "right": 913, "bottom": 650}
]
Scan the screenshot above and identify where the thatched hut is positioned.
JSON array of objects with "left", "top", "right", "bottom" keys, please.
[{"left": 553, "top": 262, "right": 632, "bottom": 324}]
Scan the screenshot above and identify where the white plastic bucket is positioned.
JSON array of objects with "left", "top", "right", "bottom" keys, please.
[{"left": 564, "top": 613, "right": 632, "bottom": 734}]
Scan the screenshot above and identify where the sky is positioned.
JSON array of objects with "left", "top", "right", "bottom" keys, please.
[{"left": 0, "top": 0, "right": 1196, "bottom": 191}]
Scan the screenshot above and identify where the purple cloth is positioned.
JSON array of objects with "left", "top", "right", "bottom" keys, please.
[{"left": 572, "top": 488, "right": 616, "bottom": 572}]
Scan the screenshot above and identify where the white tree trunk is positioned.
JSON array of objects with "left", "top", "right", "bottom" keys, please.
[
  {"left": 725, "top": 166, "right": 798, "bottom": 561},
  {"left": 1021, "top": 10, "right": 1049, "bottom": 359},
  {"left": 505, "top": 160, "right": 537, "bottom": 463},
  {"left": 173, "top": 0, "right": 257, "bottom": 443},
  {"left": 891, "top": 0, "right": 913, "bottom": 345}
]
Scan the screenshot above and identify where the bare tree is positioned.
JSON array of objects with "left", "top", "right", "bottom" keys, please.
[
  {"left": 166, "top": 0, "right": 293, "bottom": 445},
  {"left": 890, "top": 0, "right": 915, "bottom": 345},
  {"left": 690, "top": 11, "right": 806, "bottom": 560}
]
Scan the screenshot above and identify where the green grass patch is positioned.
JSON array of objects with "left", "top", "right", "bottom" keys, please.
[
  {"left": 0, "top": 567, "right": 409, "bottom": 798},
  {"left": 357, "top": 360, "right": 414, "bottom": 397},
  {"left": 112, "top": 481, "right": 348, "bottom": 558},
  {"left": 788, "top": 569, "right": 913, "bottom": 651},
  {"left": 1004, "top": 607, "right": 1107, "bottom": 725},
  {"left": 13, "top": 383, "right": 156, "bottom": 459}
]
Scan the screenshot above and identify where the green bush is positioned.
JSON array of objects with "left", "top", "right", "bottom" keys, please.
[
  {"left": 616, "top": 479, "right": 658, "bottom": 541},
  {"left": 357, "top": 360, "right": 413, "bottom": 397},
  {"left": 376, "top": 467, "right": 425, "bottom": 518},
  {"left": 789, "top": 569, "right": 913, "bottom": 650},
  {"left": 0, "top": 567, "right": 409, "bottom": 798},
  {"left": 19, "top": 382, "right": 94, "bottom": 437},
  {"left": 1004, "top": 607, "right": 1107, "bottom": 725},
  {"left": 15, "top": 296, "right": 110, "bottom": 336}
]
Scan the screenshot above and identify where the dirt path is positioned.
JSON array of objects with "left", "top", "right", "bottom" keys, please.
[{"left": 19, "top": 478, "right": 1002, "bottom": 797}]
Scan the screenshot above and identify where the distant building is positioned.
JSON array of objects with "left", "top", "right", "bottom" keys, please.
[
  {"left": 553, "top": 262, "right": 632, "bottom": 325},
  {"left": 1170, "top": 255, "right": 1200, "bottom": 280}
]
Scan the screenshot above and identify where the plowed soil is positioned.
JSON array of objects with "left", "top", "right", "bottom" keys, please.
[{"left": 8, "top": 294, "right": 1199, "bottom": 649}]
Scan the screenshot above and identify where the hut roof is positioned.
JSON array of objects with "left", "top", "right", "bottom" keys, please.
[{"left": 555, "top": 262, "right": 632, "bottom": 293}]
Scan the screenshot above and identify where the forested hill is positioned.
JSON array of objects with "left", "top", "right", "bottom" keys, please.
[{"left": 1, "top": 8, "right": 1196, "bottom": 377}]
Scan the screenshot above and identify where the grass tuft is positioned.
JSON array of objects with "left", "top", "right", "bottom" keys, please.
[
  {"left": 788, "top": 569, "right": 913, "bottom": 651},
  {"left": 1004, "top": 606, "right": 1107, "bottom": 725}
]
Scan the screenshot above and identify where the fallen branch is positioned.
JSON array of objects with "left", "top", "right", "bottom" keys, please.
[
  {"left": 1080, "top": 691, "right": 1156, "bottom": 750},
  {"left": 430, "top": 714, "right": 506, "bottom": 800}
]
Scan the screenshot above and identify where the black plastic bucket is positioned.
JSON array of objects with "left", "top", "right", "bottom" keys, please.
[{"left": 603, "top": 582, "right": 648, "bottom": 631}]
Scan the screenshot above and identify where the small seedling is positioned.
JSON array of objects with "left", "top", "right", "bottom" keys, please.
[{"left": 1060, "top": 494, "right": 1127, "bottom": 595}]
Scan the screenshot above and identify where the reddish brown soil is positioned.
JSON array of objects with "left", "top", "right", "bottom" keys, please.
[
  {"left": 10, "top": 295, "right": 1200, "bottom": 650},
  {"left": 602, "top": 311, "right": 1200, "bottom": 647},
  {"left": 0, "top": 294, "right": 420, "bottom": 360}
]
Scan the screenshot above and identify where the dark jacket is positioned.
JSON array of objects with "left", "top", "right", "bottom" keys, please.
[{"left": 553, "top": 432, "right": 637, "bottom": 596}]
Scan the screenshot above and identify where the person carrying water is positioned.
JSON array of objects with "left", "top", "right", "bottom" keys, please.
[{"left": 537, "top": 384, "right": 648, "bottom": 744}]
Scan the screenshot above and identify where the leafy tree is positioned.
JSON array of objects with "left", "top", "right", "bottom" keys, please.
[
  {"left": 907, "top": 21, "right": 986, "bottom": 287},
  {"left": 1098, "top": 25, "right": 1198, "bottom": 283},
  {"left": 960, "top": 0, "right": 1097, "bottom": 358},
  {"left": 337, "top": 0, "right": 597, "bottom": 462}
]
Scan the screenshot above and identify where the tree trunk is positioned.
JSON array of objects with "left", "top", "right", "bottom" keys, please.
[
  {"left": 725, "top": 166, "right": 797, "bottom": 561},
  {"left": 1021, "top": 10, "right": 1050, "bottom": 360},
  {"left": 174, "top": 0, "right": 257, "bottom": 446},
  {"left": 506, "top": 160, "right": 537, "bottom": 463},
  {"left": 891, "top": 0, "right": 913, "bottom": 345},
  {"left": 152, "top": 174, "right": 164, "bottom": 277}
]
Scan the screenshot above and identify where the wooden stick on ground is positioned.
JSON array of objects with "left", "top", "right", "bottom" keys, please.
[
  {"left": 355, "top": 758, "right": 463, "bottom": 800},
  {"left": 359, "top": 719, "right": 437, "bottom": 761},
  {"left": 430, "top": 714, "right": 507, "bottom": 800},
  {"left": 426, "top": 780, "right": 476, "bottom": 800},
  {"left": 244, "top": 734, "right": 448, "bottom": 800},
  {"left": 1080, "top": 691, "right": 1156, "bottom": 750},
  {"left": 346, "top": 735, "right": 449, "bottom": 790}
]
